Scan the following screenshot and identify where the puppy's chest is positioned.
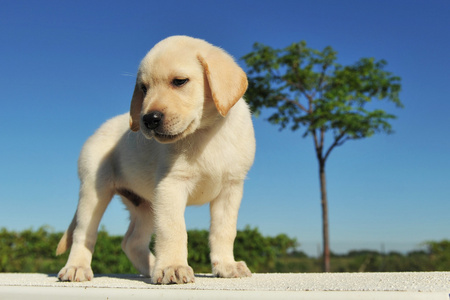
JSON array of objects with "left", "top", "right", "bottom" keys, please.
[
  {"left": 182, "top": 157, "right": 239, "bottom": 206},
  {"left": 186, "top": 173, "right": 226, "bottom": 206}
]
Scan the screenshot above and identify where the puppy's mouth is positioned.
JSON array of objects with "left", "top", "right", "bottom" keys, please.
[
  {"left": 148, "top": 120, "right": 196, "bottom": 143},
  {"left": 153, "top": 129, "right": 183, "bottom": 142}
]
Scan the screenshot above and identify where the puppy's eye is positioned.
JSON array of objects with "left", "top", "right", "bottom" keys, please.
[
  {"left": 172, "top": 78, "right": 189, "bottom": 87},
  {"left": 141, "top": 85, "right": 148, "bottom": 95}
]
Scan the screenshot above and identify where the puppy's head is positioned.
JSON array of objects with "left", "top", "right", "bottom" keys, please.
[{"left": 129, "top": 36, "right": 248, "bottom": 143}]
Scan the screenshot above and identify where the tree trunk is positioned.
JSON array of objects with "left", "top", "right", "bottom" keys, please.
[{"left": 319, "top": 161, "right": 331, "bottom": 272}]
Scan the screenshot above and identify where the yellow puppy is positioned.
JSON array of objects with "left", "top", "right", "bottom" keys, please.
[{"left": 56, "top": 36, "right": 255, "bottom": 284}]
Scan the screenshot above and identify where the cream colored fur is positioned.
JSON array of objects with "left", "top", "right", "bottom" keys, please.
[{"left": 56, "top": 36, "right": 255, "bottom": 284}]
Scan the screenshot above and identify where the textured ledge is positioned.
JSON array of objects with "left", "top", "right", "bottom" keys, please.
[{"left": 0, "top": 272, "right": 449, "bottom": 299}]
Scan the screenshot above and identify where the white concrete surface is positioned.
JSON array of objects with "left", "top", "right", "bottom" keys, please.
[{"left": 0, "top": 272, "right": 448, "bottom": 299}]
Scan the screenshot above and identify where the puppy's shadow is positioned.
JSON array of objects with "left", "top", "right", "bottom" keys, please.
[
  {"left": 193, "top": 274, "right": 215, "bottom": 279},
  {"left": 98, "top": 273, "right": 216, "bottom": 284},
  {"left": 50, "top": 273, "right": 215, "bottom": 285},
  {"left": 96, "top": 274, "right": 153, "bottom": 284}
]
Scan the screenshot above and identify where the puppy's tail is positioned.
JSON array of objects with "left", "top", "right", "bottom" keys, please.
[{"left": 56, "top": 212, "right": 77, "bottom": 256}]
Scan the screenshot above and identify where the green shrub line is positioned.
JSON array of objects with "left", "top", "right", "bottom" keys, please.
[{"left": 0, "top": 226, "right": 448, "bottom": 273}]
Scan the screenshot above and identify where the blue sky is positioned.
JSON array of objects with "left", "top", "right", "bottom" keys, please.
[{"left": 1, "top": 0, "right": 449, "bottom": 256}]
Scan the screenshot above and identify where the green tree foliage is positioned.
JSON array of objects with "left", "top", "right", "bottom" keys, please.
[
  {"left": 234, "top": 226, "right": 299, "bottom": 272},
  {"left": 242, "top": 41, "right": 403, "bottom": 272},
  {"left": 426, "top": 240, "right": 450, "bottom": 271},
  {"left": 91, "top": 228, "right": 135, "bottom": 274},
  {"left": 242, "top": 41, "right": 402, "bottom": 136},
  {"left": 0, "top": 226, "right": 66, "bottom": 273},
  {"left": 186, "top": 230, "right": 210, "bottom": 272}
]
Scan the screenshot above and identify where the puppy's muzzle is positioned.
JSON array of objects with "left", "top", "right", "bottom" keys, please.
[{"left": 143, "top": 111, "right": 163, "bottom": 130}]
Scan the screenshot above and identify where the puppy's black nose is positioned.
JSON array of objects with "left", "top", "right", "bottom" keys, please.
[{"left": 143, "top": 111, "right": 163, "bottom": 130}]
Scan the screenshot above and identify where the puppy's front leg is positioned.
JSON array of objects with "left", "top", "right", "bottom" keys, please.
[
  {"left": 209, "top": 181, "right": 252, "bottom": 278},
  {"left": 151, "top": 179, "right": 195, "bottom": 284}
]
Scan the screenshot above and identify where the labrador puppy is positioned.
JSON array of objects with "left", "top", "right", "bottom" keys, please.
[{"left": 56, "top": 36, "right": 255, "bottom": 284}]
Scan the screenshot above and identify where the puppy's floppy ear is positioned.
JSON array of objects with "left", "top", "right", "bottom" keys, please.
[
  {"left": 129, "top": 82, "right": 143, "bottom": 131},
  {"left": 198, "top": 47, "right": 248, "bottom": 116}
]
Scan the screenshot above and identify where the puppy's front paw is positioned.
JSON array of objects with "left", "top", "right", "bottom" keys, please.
[
  {"left": 212, "top": 261, "right": 252, "bottom": 278},
  {"left": 58, "top": 266, "right": 94, "bottom": 282},
  {"left": 152, "top": 265, "right": 195, "bottom": 284}
]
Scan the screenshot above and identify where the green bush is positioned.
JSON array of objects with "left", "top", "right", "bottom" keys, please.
[{"left": 0, "top": 226, "right": 448, "bottom": 274}]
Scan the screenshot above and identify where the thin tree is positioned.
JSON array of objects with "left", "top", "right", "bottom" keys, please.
[{"left": 242, "top": 41, "right": 403, "bottom": 272}]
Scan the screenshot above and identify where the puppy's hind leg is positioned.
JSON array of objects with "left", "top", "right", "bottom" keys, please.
[
  {"left": 121, "top": 198, "right": 155, "bottom": 277},
  {"left": 57, "top": 179, "right": 114, "bottom": 282}
]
